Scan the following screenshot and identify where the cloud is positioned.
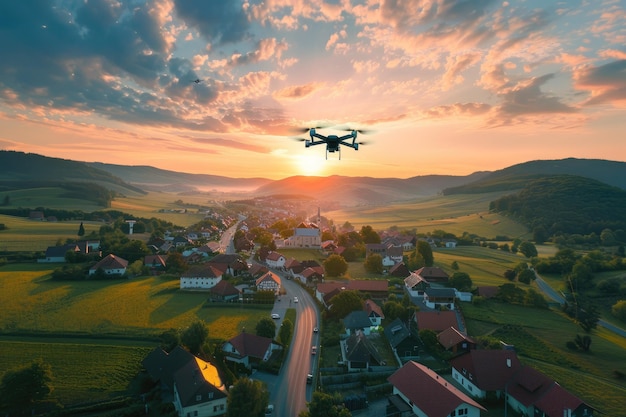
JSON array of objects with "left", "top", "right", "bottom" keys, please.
[
  {"left": 173, "top": 0, "right": 249, "bottom": 44},
  {"left": 495, "top": 74, "right": 577, "bottom": 118},
  {"left": 423, "top": 102, "right": 492, "bottom": 119},
  {"left": 186, "top": 136, "right": 270, "bottom": 153},
  {"left": 574, "top": 59, "right": 626, "bottom": 106},
  {"left": 273, "top": 82, "right": 325, "bottom": 100}
]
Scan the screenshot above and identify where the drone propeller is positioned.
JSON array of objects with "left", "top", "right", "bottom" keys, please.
[
  {"left": 290, "top": 136, "right": 307, "bottom": 142},
  {"left": 340, "top": 127, "right": 374, "bottom": 135}
]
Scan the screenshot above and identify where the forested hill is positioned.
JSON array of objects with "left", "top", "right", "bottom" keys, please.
[
  {"left": 489, "top": 175, "right": 626, "bottom": 237},
  {"left": 0, "top": 151, "right": 145, "bottom": 196},
  {"left": 443, "top": 158, "right": 626, "bottom": 195}
]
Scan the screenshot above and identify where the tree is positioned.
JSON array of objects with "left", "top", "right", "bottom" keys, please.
[
  {"left": 299, "top": 391, "right": 352, "bottom": 417},
  {"left": 574, "top": 334, "right": 592, "bottom": 352},
  {"left": 328, "top": 290, "right": 363, "bottom": 319},
  {"left": 77, "top": 221, "right": 85, "bottom": 236},
  {"left": 256, "top": 317, "right": 276, "bottom": 339},
  {"left": 0, "top": 359, "right": 53, "bottom": 409},
  {"left": 227, "top": 377, "right": 269, "bottom": 417},
  {"left": 279, "top": 318, "right": 293, "bottom": 346},
  {"left": 166, "top": 251, "right": 188, "bottom": 273},
  {"left": 612, "top": 300, "right": 626, "bottom": 322},
  {"left": 159, "top": 328, "right": 180, "bottom": 353},
  {"left": 181, "top": 320, "right": 209, "bottom": 355},
  {"left": 323, "top": 254, "right": 348, "bottom": 277},
  {"left": 503, "top": 269, "right": 517, "bottom": 281},
  {"left": 359, "top": 225, "right": 381, "bottom": 244},
  {"left": 448, "top": 272, "right": 472, "bottom": 291},
  {"left": 416, "top": 240, "right": 434, "bottom": 266},
  {"left": 364, "top": 253, "right": 383, "bottom": 274},
  {"left": 518, "top": 241, "right": 538, "bottom": 258},
  {"left": 517, "top": 268, "right": 535, "bottom": 284}
]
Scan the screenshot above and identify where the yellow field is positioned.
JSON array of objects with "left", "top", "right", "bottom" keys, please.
[{"left": 0, "top": 263, "right": 265, "bottom": 339}]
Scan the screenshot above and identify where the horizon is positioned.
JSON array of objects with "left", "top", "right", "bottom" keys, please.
[{"left": 0, "top": 1, "right": 625, "bottom": 180}]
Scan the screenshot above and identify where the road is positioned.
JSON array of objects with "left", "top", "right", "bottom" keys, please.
[
  {"left": 534, "top": 272, "right": 626, "bottom": 338},
  {"left": 268, "top": 277, "right": 320, "bottom": 417}
]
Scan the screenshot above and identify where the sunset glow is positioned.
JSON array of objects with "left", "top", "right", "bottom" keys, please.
[{"left": 0, "top": 1, "right": 625, "bottom": 179}]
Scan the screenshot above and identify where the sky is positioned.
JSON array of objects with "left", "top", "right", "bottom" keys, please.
[{"left": 0, "top": 0, "right": 625, "bottom": 180}]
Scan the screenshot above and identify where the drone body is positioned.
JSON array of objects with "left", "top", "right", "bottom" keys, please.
[{"left": 303, "top": 128, "right": 360, "bottom": 159}]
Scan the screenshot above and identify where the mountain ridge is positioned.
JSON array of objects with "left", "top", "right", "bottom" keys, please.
[{"left": 2, "top": 151, "right": 625, "bottom": 207}]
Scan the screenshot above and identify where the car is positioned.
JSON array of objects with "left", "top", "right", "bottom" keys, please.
[
  {"left": 271, "top": 313, "right": 280, "bottom": 319},
  {"left": 265, "top": 404, "right": 274, "bottom": 415},
  {"left": 313, "top": 327, "right": 319, "bottom": 333},
  {"left": 311, "top": 345, "right": 317, "bottom": 355},
  {"left": 294, "top": 296, "right": 298, "bottom": 303},
  {"left": 307, "top": 374, "right": 313, "bottom": 384}
]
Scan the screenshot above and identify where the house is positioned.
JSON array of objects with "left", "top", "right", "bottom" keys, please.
[
  {"left": 207, "top": 254, "right": 247, "bottom": 277},
  {"left": 389, "top": 262, "right": 411, "bottom": 278},
  {"left": 38, "top": 243, "right": 80, "bottom": 263},
  {"left": 423, "top": 287, "right": 456, "bottom": 309},
  {"left": 476, "top": 286, "right": 499, "bottom": 299},
  {"left": 256, "top": 271, "right": 281, "bottom": 294},
  {"left": 437, "top": 326, "right": 475, "bottom": 353},
  {"left": 209, "top": 280, "right": 240, "bottom": 302},
  {"left": 180, "top": 264, "right": 223, "bottom": 290},
  {"left": 404, "top": 272, "right": 430, "bottom": 297},
  {"left": 89, "top": 254, "right": 128, "bottom": 276},
  {"left": 265, "top": 251, "right": 286, "bottom": 269},
  {"left": 388, "top": 361, "right": 487, "bottom": 417},
  {"left": 450, "top": 349, "right": 521, "bottom": 400},
  {"left": 222, "top": 332, "right": 280, "bottom": 369},
  {"left": 343, "top": 310, "right": 373, "bottom": 336},
  {"left": 382, "top": 246, "right": 404, "bottom": 267},
  {"left": 384, "top": 318, "right": 419, "bottom": 361},
  {"left": 315, "top": 280, "right": 389, "bottom": 307},
  {"left": 364, "top": 299, "right": 384, "bottom": 326},
  {"left": 443, "top": 239, "right": 458, "bottom": 248},
  {"left": 365, "top": 243, "right": 388, "bottom": 256},
  {"left": 414, "top": 266, "right": 449, "bottom": 284},
  {"left": 341, "top": 330, "right": 384, "bottom": 372},
  {"left": 415, "top": 310, "right": 459, "bottom": 333},
  {"left": 142, "top": 346, "right": 228, "bottom": 417},
  {"left": 506, "top": 366, "right": 595, "bottom": 417},
  {"left": 293, "top": 267, "right": 323, "bottom": 285},
  {"left": 144, "top": 254, "right": 168, "bottom": 271}
]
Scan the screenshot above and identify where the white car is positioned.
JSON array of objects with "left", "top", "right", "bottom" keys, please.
[
  {"left": 294, "top": 296, "right": 298, "bottom": 303},
  {"left": 271, "top": 313, "right": 280, "bottom": 319}
]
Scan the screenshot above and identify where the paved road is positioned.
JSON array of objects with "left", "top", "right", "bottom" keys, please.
[
  {"left": 250, "top": 270, "right": 321, "bottom": 417},
  {"left": 534, "top": 271, "right": 626, "bottom": 338}
]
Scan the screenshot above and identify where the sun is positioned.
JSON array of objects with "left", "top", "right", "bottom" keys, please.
[{"left": 295, "top": 153, "right": 326, "bottom": 176}]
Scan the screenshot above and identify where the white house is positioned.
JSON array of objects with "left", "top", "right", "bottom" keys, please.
[
  {"left": 143, "top": 346, "right": 228, "bottom": 417},
  {"left": 180, "top": 264, "right": 223, "bottom": 290},
  {"left": 265, "top": 251, "right": 286, "bottom": 269},
  {"left": 89, "top": 254, "right": 128, "bottom": 276},
  {"left": 388, "top": 361, "right": 486, "bottom": 417}
]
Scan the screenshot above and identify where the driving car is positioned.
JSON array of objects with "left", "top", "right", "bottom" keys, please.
[
  {"left": 294, "top": 296, "right": 298, "bottom": 303},
  {"left": 313, "top": 327, "right": 319, "bottom": 333},
  {"left": 311, "top": 346, "right": 317, "bottom": 355},
  {"left": 271, "top": 313, "right": 280, "bottom": 319}
]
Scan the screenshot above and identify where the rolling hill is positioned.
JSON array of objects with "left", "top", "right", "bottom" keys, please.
[{"left": 443, "top": 158, "right": 626, "bottom": 195}]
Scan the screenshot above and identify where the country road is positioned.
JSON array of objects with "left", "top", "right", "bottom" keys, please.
[{"left": 534, "top": 272, "right": 626, "bottom": 338}]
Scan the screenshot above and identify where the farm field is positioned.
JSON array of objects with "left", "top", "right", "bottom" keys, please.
[{"left": 325, "top": 191, "right": 531, "bottom": 239}]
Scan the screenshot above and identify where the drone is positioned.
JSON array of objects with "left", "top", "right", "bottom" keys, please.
[
  {"left": 294, "top": 127, "right": 369, "bottom": 159},
  {"left": 191, "top": 79, "right": 202, "bottom": 84}
]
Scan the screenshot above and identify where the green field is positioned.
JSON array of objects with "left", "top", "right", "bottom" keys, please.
[{"left": 325, "top": 191, "right": 531, "bottom": 239}]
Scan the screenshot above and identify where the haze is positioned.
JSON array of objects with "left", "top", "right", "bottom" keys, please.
[{"left": 0, "top": 1, "right": 624, "bottom": 179}]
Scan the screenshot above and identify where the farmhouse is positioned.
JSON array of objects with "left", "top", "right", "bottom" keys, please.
[
  {"left": 180, "top": 264, "right": 223, "bottom": 290},
  {"left": 142, "top": 346, "right": 227, "bottom": 417},
  {"left": 265, "top": 251, "right": 286, "bottom": 269},
  {"left": 415, "top": 310, "right": 460, "bottom": 333},
  {"left": 364, "top": 299, "right": 384, "bottom": 326},
  {"left": 414, "top": 266, "right": 449, "bottom": 283},
  {"left": 341, "top": 330, "right": 384, "bottom": 372},
  {"left": 88, "top": 254, "right": 128, "bottom": 276}
]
